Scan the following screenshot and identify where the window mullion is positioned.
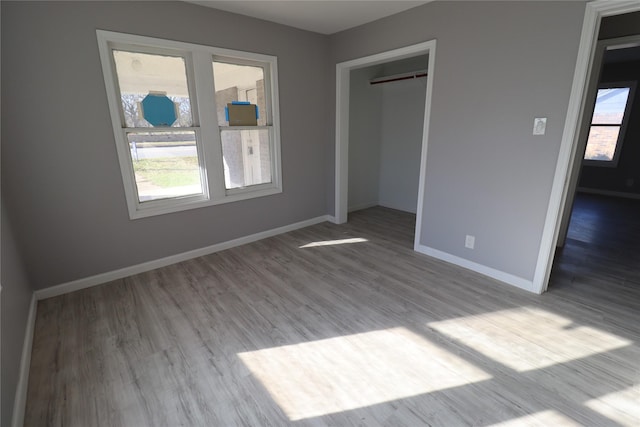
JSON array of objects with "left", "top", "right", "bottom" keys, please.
[{"left": 192, "top": 50, "right": 226, "bottom": 199}]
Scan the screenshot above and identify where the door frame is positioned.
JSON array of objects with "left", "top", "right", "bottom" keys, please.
[
  {"left": 334, "top": 40, "right": 437, "bottom": 250},
  {"left": 557, "top": 34, "right": 640, "bottom": 249},
  {"left": 533, "top": 0, "right": 640, "bottom": 293}
]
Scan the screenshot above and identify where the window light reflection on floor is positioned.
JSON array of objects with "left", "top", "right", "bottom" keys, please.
[
  {"left": 299, "top": 237, "right": 368, "bottom": 248},
  {"left": 428, "top": 306, "right": 631, "bottom": 372},
  {"left": 585, "top": 386, "right": 640, "bottom": 426},
  {"left": 238, "top": 327, "right": 491, "bottom": 421},
  {"left": 487, "top": 409, "right": 583, "bottom": 426}
]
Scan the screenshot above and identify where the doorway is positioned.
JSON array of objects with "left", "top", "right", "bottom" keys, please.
[
  {"left": 558, "top": 37, "right": 640, "bottom": 248},
  {"left": 334, "top": 40, "right": 436, "bottom": 251},
  {"left": 550, "top": 32, "right": 640, "bottom": 293},
  {"left": 347, "top": 55, "right": 428, "bottom": 215},
  {"left": 533, "top": 3, "right": 640, "bottom": 294}
]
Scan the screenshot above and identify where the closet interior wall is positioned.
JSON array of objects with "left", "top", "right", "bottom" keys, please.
[{"left": 348, "top": 55, "right": 428, "bottom": 214}]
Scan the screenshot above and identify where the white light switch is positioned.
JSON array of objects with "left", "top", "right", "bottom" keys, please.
[{"left": 533, "top": 118, "right": 547, "bottom": 135}]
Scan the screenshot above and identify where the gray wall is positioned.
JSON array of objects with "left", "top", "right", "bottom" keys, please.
[
  {"left": 378, "top": 77, "right": 426, "bottom": 213},
  {"left": 1, "top": 1, "right": 331, "bottom": 289},
  {"left": 348, "top": 56, "right": 428, "bottom": 214},
  {"left": 1, "top": 1, "right": 593, "bottom": 292},
  {"left": 331, "top": 1, "right": 587, "bottom": 281},
  {"left": 348, "top": 66, "right": 383, "bottom": 211},
  {"left": 0, "top": 1, "right": 594, "bottom": 422},
  {"left": 1, "top": 203, "right": 34, "bottom": 427}
]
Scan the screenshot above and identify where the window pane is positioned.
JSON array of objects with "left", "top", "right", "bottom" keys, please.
[
  {"left": 127, "top": 131, "right": 203, "bottom": 201},
  {"left": 591, "top": 88, "right": 630, "bottom": 125},
  {"left": 220, "top": 129, "right": 271, "bottom": 189},
  {"left": 584, "top": 126, "right": 620, "bottom": 161},
  {"left": 114, "top": 50, "right": 193, "bottom": 127},
  {"left": 213, "top": 61, "right": 266, "bottom": 126}
]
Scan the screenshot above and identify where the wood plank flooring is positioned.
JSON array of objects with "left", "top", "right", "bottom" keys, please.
[{"left": 24, "top": 201, "right": 640, "bottom": 426}]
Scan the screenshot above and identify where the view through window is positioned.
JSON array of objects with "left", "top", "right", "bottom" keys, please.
[
  {"left": 584, "top": 84, "right": 633, "bottom": 165},
  {"left": 97, "top": 31, "right": 282, "bottom": 218},
  {"left": 113, "top": 50, "right": 202, "bottom": 202}
]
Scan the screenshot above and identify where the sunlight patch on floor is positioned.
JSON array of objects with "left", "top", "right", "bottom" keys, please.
[
  {"left": 487, "top": 409, "right": 583, "bottom": 426},
  {"left": 238, "top": 327, "right": 491, "bottom": 420},
  {"left": 428, "top": 306, "right": 631, "bottom": 372},
  {"left": 585, "top": 386, "right": 640, "bottom": 426},
  {"left": 299, "top": 237, "right": 368, "bottom": 248}
]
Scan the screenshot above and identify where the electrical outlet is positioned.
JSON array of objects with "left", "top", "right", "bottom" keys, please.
[{"left": 465, "top": 235, "right": 475, "bottom": 249}]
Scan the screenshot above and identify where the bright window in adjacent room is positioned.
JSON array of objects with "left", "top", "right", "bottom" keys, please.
[
  {"left": 97, "top": 30, "right": 282, "bottom": 219},
  {"left": 583, "top": 83, "right": 635, "bottom": 167}
]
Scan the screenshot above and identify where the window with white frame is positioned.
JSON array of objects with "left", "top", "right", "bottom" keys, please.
[
  {"left": 583, "top": 82, "right": 635, "bottom": 167},
  {"left": 97, "top": 30, "right": 281, "bottom": 218}
]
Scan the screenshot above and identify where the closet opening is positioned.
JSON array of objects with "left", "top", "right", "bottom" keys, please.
[{"left": 335, "top": 40, "right": 436, "bottom": 251}]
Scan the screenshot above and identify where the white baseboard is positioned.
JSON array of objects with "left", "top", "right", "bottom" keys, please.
[
  {"left": 414, "top": 244, "right": 537, "bottom": 294},
  {"left": 348, "top": 201, "right": 378, "bottom": 212},
  {"left": 378, "top": 202, "right": 417, "bottom": 214},
  {"left": 326, "top": 215, "right": 339, "bottom": 224},
  {"left": 35, "top": 215, "right": 331, "bottom": 301},
  {"left": 577, "top": 187, "right": 640, "bottom": 200},
  {"left": 11, "top": 294, "right": 37, "bottom": 427}
]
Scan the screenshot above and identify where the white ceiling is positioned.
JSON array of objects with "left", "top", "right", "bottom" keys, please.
[{"left": 186, "top": 1, "right": 432, "bottom": 35}]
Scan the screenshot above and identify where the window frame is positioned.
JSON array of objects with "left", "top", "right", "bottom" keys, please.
[
  {"left": 96, "top": 30, "right": 282, "bottom": 219},
  {"left": 583, "top": 81, "right": 636, "bottom": 168}
]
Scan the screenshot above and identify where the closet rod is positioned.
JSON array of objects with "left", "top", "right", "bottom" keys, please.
[{"left": 370, "top": 71, "right": 427, "bottom": 85}]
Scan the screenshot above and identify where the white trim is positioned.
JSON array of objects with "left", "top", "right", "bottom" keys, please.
[
  {"left": 335, "top": 65, "right": 349, "bottom": 224},
  {"left": 326, "top": 215, "right": 339, "bottom": 225},
  {"left": 35, "top": 215, "right": 331, "bottom": 301},
  {"left": 11, "top": 295, "right": 37, "bottom": 427},
  {"left": 378, "top": 203, "right": 416, "bottom": 214},
  {"left": 127, "top": 187, "right": 283, "bottom": 219},
  {"left": 335, "top": 40, "right": 437, "bottom": 225},
  {"left": 533, "top": 0, "right": 640, "bottom": 294},
  {"left": 577, "top": 187, "right": 640, "bottom": 200},
  {"left": 348, "top": 201, "right": 378, "bottom": 212},
  {"left": 415, "top": 244, "right": 536, "bottom": 294},
  {"left": 414, "top": 41, "right": 437, "bottom": 251}
]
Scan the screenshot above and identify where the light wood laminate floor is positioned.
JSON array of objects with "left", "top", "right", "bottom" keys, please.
[{"left": 25, "top": 200, "right": 640, "bottom": 426}]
